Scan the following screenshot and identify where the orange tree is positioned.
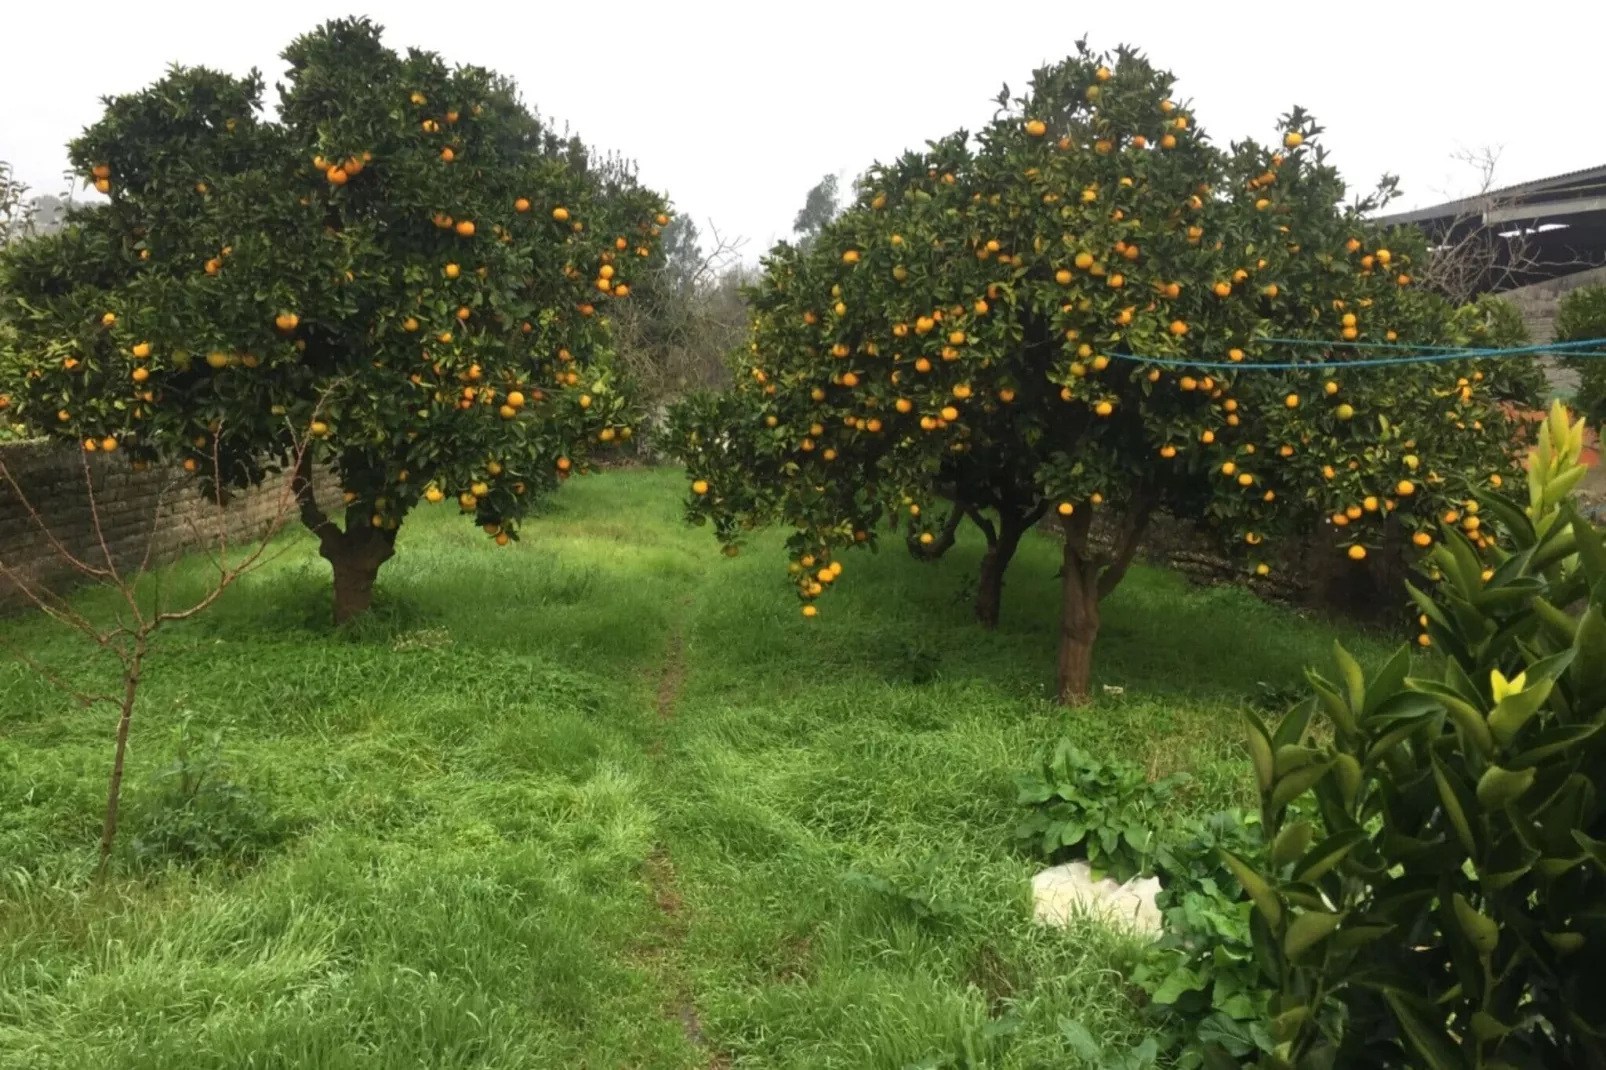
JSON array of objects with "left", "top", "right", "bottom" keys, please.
[
  {"left": 0, "top": 18, "right": 667, "bottom": 622},
  {"left": 670, "top": 44, "right": 1525, "bottom": 703}
]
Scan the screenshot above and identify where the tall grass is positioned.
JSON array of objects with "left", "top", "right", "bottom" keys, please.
[{"left": 0, "top": 467, "right": 1393, "bottom": 1068}]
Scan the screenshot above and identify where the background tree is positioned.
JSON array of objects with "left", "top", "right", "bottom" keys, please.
[
  {"left": 671, "top": 44, "right": 1525, "bottom": 703},
  {"left": 1559, "top": 285, "right": 1606, "bottom": 424},
  {"left": 0, "top": 18, "right": 668, "bottom": 623},
  {"left": 791, "top": 173, "right": 840, "bottom": 252},
  {"left": 610, "top": 214, "right": 748, "bottom": 417}
]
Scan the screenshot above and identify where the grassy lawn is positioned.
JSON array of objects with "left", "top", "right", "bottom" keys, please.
[{"left": 0, "top": 466, "right": 1392, "bottom": 1069}]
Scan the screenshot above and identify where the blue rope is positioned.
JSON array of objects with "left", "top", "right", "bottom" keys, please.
[{"left": 1110, "top": 335, "right": 1606, "bottom": 372}]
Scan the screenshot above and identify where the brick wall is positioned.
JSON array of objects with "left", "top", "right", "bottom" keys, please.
[{"left": 0, "top": 442, "right": 338, "bottom": 610}]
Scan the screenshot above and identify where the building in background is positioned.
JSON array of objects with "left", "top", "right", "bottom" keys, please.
[{"left": 1379, "top": 163, "right": 1606, "bottom": 341}]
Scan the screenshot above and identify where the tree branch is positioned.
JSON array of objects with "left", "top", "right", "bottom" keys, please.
[{"left": 1097, "top": 489, "right": 1157, "bottom": 599}]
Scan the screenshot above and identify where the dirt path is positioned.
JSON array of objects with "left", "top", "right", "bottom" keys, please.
[{"left": 644, "top": 617, "right": 728, "bottom": 1068}]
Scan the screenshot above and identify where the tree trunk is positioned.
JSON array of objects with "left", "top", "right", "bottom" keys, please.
[
  {"left": 1056, "top": 535, "right": 1100, "bottom": 704},
  {"left": 98, "top": 643, "right": 145, "bottom": 876},
  {"left": 291, "top": 458, "right": 400, "bottom": 625},
  {"left": 975, "top": 513, "right": 1028, "bottom": 628},
  {"left": 323, "top": 522, "right": 397, "bottom": 625}
]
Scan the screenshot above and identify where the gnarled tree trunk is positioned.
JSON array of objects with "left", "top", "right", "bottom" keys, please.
[
  {"left": 1056, "top": 536, "right": 1100, "bottom": 703},
  {"left": 324, "top": 521, "right": 397, "bottom": 624},
  {"left": 974, "top": 509, "right": 1033, "bottom": 628},
  {"left": 292, "top": 454, "right": 399, "bottom": 625},
  {"left": 1054, "top": 493, "right": 1155, "bottom": 705}
]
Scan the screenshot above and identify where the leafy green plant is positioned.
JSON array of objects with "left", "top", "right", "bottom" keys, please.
[
  {"left": 842, "top": 851, "right": 975, "bottom": 927},
  {"left": 1559, "top": 285, "right": 1606, "bottom": 421},
  {"left": 128, "top": 715, "right": 289, "bottom": 868},
  {"left": 1060, "top": 1019, "right": 1161, "bottom": 1068},
  {"left": 1135, "top": 810, "right": 1274, "bottom": 1067},
  {"left": 1230, "top": 402, "right": 1606, "bottom": 1067},
  {"left": 1449, "top": 293, "right": 1547, "bottom": 405},
  {"left": 1016, "top": 740, "right": 1187, "bottom": 882}
]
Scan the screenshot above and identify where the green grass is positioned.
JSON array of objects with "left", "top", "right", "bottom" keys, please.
[{"left": 0, "top": 467, "right": 1394, "bottom": 1068}]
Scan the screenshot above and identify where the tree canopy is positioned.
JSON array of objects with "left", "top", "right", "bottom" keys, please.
[
  {"left": 670, "top": 43, "right": 1531, "bottom": 701},
  {"left": 0, "top": 18, "right": 669, "bottom": 620}
]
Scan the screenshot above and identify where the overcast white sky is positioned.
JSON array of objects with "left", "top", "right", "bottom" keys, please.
[{"left": 4, "top": 1, "right": 1600, "bottom": 260}]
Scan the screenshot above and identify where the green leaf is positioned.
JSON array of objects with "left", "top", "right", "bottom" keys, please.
[
  {"left": 1531, "top": 596, "right": 1579, "bottom": 646},
  {"left": 1273, "top": 744, "right": 1321, "bottom": 778},
  {"left": 1508, "top": 722, "right": 1602, "bottom": 767},
  {"left": 1330, "top": 923, "right": 1395, "bottom": 951},
  {"left": 1452, "top": 893, "right": 1498, "bottom": 954},
  {"left": 1271, "top": 760, "right": 1332, "bottom": 812},
  {"left": 1271, "top": 821, "right": 1314, "bottom": 868},
  {"left": 1333, "top": 641, "right": 1365, "bottom": 718},
  {"left": 1307, "top": 675, "right": 1356, "bottom": 736},
  {"left": 1383, "top": 991, "right": 1464, "bottom": 1070},
  {"left": 1475, "top": 765, "right": 1536, "bottom": 810},
  {"left": 1470, "top": 1010, "right": 1512, "bottom": 1043},
  {"left": 1480, "top": 834, "right": 1539, "bottom": 891},
  {"left": 1332, "top": 753, "right": 1362, "bottom": 809},
  {"left": 1575, "top": 830, "right": 1606, "bottom": 875},
  {"left": 1406, "top": 679, "right": 1493, "bottom": 755},
  {"left": 1058, "top": 1018, "right": 1103, "bottom": 1062},
  {"left": 1150, "top": 963, "right": 1207, "bottom": 1005},
  {"left": 1220, "top": 850, "right": 1281, "bottom": 930},
  {"left": 1272, "top": 697, "right": 1315, "bottom": 751},
  {"left": 1475, "top": 490, "right": 1534, "bottom": 547},
  {"left": 1488, "top": 678, "right": 1555, "bottom": 746},
  {"left": 1433, "top": 755, "right": 1478, "bottom": 857},
  {"left": 1543, "top": 930, "right": 1586, "bottom": 954},
  {"left": 1283, "top": 909, "right": 1343, "bottom": 957},
  {"left": 1570, "top": 503, "right": 1606, "bottom": 584},
  {"left": 1244, "top": 711, "right": 1274, "bottom": 794},
  {"left": 1364, "top": 645, "right": 1413, "bottom": 717},
  {"left": 1195, "top": 1013, "right": 1262, "bottom": 1056},
  {"left": 1572, "top": 605, "right": 1606, "bottom": 706},
  {"left": 1295, "top": 828, "right": 1366, "bottom": 882}
]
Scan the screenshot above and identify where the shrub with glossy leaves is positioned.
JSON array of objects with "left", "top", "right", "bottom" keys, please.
[
  {"left": 671, "top": 42, "right": 1524, "bottom": 702},
  {"left": 1231, "top": 402, "right": 1606, "bottom": 1068},
  {"left": 0, "top": 18, "right": 668, "bottom": 621}
]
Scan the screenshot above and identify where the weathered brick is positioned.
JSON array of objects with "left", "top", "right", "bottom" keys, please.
[{"left": 0, "top": 443, "right": 338, "bottom": 612}]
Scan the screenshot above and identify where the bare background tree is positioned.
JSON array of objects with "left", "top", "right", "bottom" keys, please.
[
  {"left": 612, "top": 215, "right": 752, "bottom": 433},
  {"left": 0, "top": 429, "right": 311, "bottom": 873},
  {"left": 1411, "top": 147, "right": 1599, "bottom": 306}
]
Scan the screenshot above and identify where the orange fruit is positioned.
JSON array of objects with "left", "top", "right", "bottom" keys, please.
[{"left": 552, "top": 206, "right": 570, "bottom": 222}]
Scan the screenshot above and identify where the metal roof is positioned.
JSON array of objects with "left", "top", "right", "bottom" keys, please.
[{"left": 1377, "top": 163, "right": 1606, "bottom": 226}]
